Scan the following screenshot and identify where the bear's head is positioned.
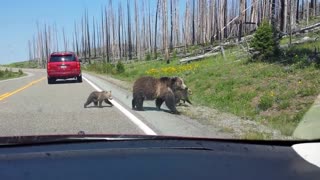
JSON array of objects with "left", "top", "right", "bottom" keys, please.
[
  {"left": 176, "top": 88, "right": 192, "bottom": 105},
  {"left": 103, "top": 90, "right": 113, "bottom": 100},
  {"left": 171, "top": 77, "right": 187, "bottom": 91}
]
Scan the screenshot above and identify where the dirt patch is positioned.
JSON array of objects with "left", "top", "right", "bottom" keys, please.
[
  {"left": 251, "top": 95, "right": 261, "bottom": 108},
  {"left": 177, "top": 105, "right": 293, "bottom": 140},
  {"left": 260, "top": 95, "right": 315, "bottom": 117}
]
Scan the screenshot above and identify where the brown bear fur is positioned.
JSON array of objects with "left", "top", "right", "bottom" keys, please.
[{"left": 132, "top": 76, "right": 187, "bottom": 114}]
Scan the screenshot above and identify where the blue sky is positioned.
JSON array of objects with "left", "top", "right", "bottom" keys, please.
[
  {"left": 0, "top": 0, "right": 225, "bottom": 64},
  {"left": 0, "top": 0, "right": 132, "bottom": 64}
]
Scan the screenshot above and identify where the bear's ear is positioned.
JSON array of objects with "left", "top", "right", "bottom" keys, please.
[{"left": 171, "top": 76, "right": 178, "bottom": 82}]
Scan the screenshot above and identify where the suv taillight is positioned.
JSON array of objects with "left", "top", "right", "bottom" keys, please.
[
  {"left": 47, "top": 63, "right": 50, "bottom": 70},
  {"left": 77, "top": 62, "right": 80, "bottom": 69}
]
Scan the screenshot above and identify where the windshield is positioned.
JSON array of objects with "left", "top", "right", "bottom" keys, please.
[
  {"left": 50, "top": 55, "right": 75, "bottom": 62},
  {"left": 0, "top": 0, "right": 319, "bottom": 143}
]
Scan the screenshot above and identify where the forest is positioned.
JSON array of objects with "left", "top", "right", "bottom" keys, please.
[{"left": 27, "top": 0, "right": 320, "bottom": 67}]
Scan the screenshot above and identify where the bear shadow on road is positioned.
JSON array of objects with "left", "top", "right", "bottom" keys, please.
[
  {"left": 140, "top": 107, "right": 174, "bottom": 114},
  {"left": 141, "top": 107, "right": 161, "bottom": 111},
  {"left": 85, "top": 105, "right": 113, "bottom": 108}
]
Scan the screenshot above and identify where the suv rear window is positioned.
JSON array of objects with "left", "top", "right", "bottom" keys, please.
[{"left": 50, "top": 55, "right": 75, "bottom": 62}]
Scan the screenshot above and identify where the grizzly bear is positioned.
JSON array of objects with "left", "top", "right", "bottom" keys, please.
[
  {"left": 132, "top": 76, "right": 187, "bottom": 114},
  {"left": 84, "top": 91, "right": 113, "bottom": 108}
]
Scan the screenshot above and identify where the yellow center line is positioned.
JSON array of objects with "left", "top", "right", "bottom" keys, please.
[
  {"left": 0, "top": 77, "right": 46, "bottom": 101},
  {"left": 0, "top": 93, "right": 9, "bottom": 98}
]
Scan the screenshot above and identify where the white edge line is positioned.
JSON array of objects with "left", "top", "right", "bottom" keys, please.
[{"left": 83, "top": 76, "right": 157, "bottom": 135}]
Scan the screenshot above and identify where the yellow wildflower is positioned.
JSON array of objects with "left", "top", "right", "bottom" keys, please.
[{"left": 270, "top": 91, "right": 274, "bottom": 97}]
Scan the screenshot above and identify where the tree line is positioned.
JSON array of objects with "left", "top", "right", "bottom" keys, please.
[{"left": 28, "top": 0, "right": 320, "bottom": 67}]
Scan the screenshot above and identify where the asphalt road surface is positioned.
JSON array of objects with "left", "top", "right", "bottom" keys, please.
[{"left": 0, "top": 68, "right": 229, "bottom": 138}]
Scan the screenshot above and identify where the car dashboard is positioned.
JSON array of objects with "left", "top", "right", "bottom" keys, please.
[{"left": 0, "top": 138, "right": 319, "bottom": 180}]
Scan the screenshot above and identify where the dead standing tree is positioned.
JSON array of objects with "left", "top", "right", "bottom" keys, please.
[
  {"left": 174, "top": 0, "right": 179, "bottom": 47},
  {"left": 170, "top": 0, "right": 174, "bottom": 52},
  {"left": 105, "top": 5, "right": 111, "bottom": 63},
  {"left": 135, "top": 0, "right": 141, "bottom": 60},
  {"left": 250, "top": 0, "right": 258, "bottom": 32},
  {"left": 154, "top": 0, "right": 160, "bottom": 59},
  {"left": 192, "top": 0, "right": 195, "bottom": 45},
  {"left": 148, "top": 0, "right": 152, "bottom": 54},
  {"left": 127, "top": 0, "right": 133, "bottom": 60},
  {"left": 62, "top": 27, "right": 67, "bottom": 52},
  {"left": 100, "top": 6, "right": 106, "bottom": 62},
  {"left": 239, "top": 0, "right": 245, "bottom": 42},
  {"left": 85, "top": 9, "right": 91, "bottom": 64},
  {"left": 109, "top": 0, "right": 116, "bottom": 62},
  {"left": 118, "top": 2, "right": 122, "bottom": 59},
  {"left": 223, "top": 0, "right": 228, "bottom": 39},
  {"left": 92, "top": 16, "right": 97, "bottom": 58},
  {"left": 81, "top": 16, "right": 86, "bottom": 62},
  {"left": 74, "top": 22, "right": 80, "bottom": 56},
  {"left": 161, "top": 0, "right": 169, "bottom": 63},
  {"left": 280, "top": 0, "right": 288, "bottom": 33}
]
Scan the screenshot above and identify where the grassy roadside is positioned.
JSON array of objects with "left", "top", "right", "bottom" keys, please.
[
  {"left": 0, "top": 68, "right": 25, "bottom": 81},
  {"left": 84, "top": 40, "right": 320, "bottom": 137},
  {"left": 4, "top": 60, "right": 39, "bottom": 69}
]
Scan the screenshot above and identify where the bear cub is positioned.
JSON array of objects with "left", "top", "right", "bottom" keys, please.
[{"left": 84, "top": 91, "right": 113, "bottom": 108}]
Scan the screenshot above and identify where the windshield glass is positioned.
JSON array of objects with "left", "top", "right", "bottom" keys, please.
[
  {"left": 50, "top": 55, "right": 75, "bottom": 62},
  {"left": 0, "top": 0, "right": 319, "bottom": 142}
]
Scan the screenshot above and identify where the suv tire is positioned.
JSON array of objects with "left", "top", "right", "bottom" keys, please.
[
  {"left": 47, "top": 77, "right": 55, "bottom": 84},
  {"left": 77, "top": 75, "right": 82, "bottom": 83}
]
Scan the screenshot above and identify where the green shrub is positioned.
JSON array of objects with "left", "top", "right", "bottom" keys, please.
[
  {"left": 173, "top": 49, "right": 177, "bottom": 59},
  {"left": 145, "top": 52, "right": 152, "bottom": 61},
  {"left": 18, "top": 69, "right": 23, "bottom": 75},
  {"left": 250, "top": 21, "right": 280, "bottom": 62},
  {"left": 102, "top": 63, "right": 114, "bottom": 74},
  {"left": 116, "top": 61, "right": 125, "bottom": 74},
  {"left": 293, "top": 55, "right": 310, "bottom": 69},
  {"left": 85, "top": 62, "right": 115, "bottom": 74},
  {"left": 7, "top": 68, "right": 13, "bottom": 77},
  {"left": 258, "top": 94, "right": 274, "bottom": 111}
]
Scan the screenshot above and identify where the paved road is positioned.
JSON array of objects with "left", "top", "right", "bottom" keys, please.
[
  {"left": 293, "top": 94, "right": 320, "bottom": 139},
  {"left": 0, "top": 68, "right": 229, "bottom": 138}
]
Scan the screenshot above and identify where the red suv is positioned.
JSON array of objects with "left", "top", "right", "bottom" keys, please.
[{"left": 47, "top": 51, "right": 82, "bottom": 84}]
